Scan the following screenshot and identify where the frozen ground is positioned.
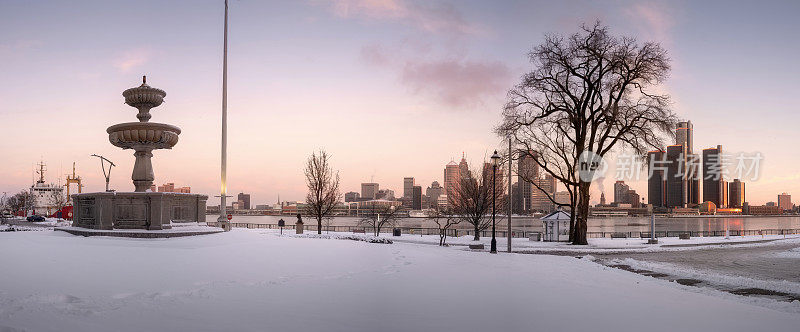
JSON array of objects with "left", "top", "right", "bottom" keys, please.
[
  {"left": 0, "top": 229, "right": 799, "bottom": 332},
  {"left": 352, "top": 230, "right": 800, "bottom": 253}
]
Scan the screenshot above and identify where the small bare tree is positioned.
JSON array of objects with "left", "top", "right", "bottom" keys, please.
[
  {"left": 426, "top": 207, "right": 460, "bottom": 246},
  {"left": 50, "top": 190, "right": 67, "bottom": 219},
  {"left": 358, "top": 202, "right": 403, "bottom": 236},
  {"left": 449, "top": 164, "right": 505, "bottom": 241},
  {"left": 8, "top": 191, "right": 34, "bottom": 216},
  {"left": 303, "top": 149, "right": 341, "bottom": 235}
]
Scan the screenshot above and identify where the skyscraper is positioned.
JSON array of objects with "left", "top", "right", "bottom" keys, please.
[
  {"left": 702, "top": 145, "right": 726, "bottom": 207},
  {"left": 459, "top": 154, "right": 470, "bottom": 179},
  {"left": 426, "top": 181, "right": 444, "bottom": 204},
  {"left": 687, "top": 153, "right": 701, "bottom": 206},
  {"left": 729, "top": 179, "right": 745, "bottom": 208},
  {"left": 361, "top": 183, "right": 379, "bottom": 200},
  {"left": 532, "top": 174, "right": 556, "bottom": 212},
  {"left": 665, "top": 144, "right": 687, "bottom": 208},
  {"left": 676, "top": 121, "right": 693, "bottom": 154},
  {"left": 647, "top": 150, "right": 666, "bottom": 207},
  {"left": 664, "top": 121, "right": 700, "bottom": 208},
  {"left": 237, "top": 192, "right": 251, "bottom": 210},
  {"left": 483, "top": 162, "right": 505, "bottom": 208},
  {"left": 613, "top": 181, "right": 630, "bottom": 204},
  {"left": 778, "top": 192, "right": 792, "bottom": 211},
  {"left": 516, "top": 150, "right": 538, "bottom": 214},
  {"left": 444, "top": 161, "right": 461, "bottom": 204},
  {"left": 403, "top": 177, "right": 415, "bottom": 199},
  {"left": 412, "top": 186, "right": 422, "bottom": 210}
]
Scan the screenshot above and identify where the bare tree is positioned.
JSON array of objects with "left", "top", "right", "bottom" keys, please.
[
  {"left": 303, "top": 149, "right": 341, "bottom": 235},
  {"left": 425, "top": 207, "right": 460, "bottom": 246},
  {"left": 358, "top": 202, "right": 403, "bottom": 236},
  {"left": 449, "top": 163, "right": 506, "bottom": 241},
  {"left": 498, "top": 22, "right": 677, "bottom": 244},
  {"left": 7, "top": 191, "right": 34, "bottom": 216},
  {"left": 50, "top": 190, "right": 67, "bottom": 219}
]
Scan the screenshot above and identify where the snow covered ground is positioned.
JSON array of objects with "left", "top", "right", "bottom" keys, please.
[
  {"left": 354, "top": 230, "right": 800, "bottom": 253},
  {"left": 0, "top": 229, "right": 799, "bottom": 332}
]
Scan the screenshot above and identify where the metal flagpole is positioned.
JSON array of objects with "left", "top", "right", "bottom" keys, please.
[
  {"left": 217, "top": 0, "right": 231, "bottom": 231},
  {"left": 507, "top": 137, "right": 512, "bottom": 253}
]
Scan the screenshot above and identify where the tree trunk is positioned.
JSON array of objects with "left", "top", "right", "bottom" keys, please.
[
  {"left": 317, "top": 216, "right": 322, "bottom": 235},
  {"left": 572, "top": 182, "right": 590, "bottom": 245},
  {"left": 473, "top": 223, "right": 480, "bottom": 241}
]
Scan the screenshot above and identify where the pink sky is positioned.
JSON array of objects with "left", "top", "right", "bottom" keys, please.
[{"left": 1, "top": 0, "right": 798, "bottom": 206}]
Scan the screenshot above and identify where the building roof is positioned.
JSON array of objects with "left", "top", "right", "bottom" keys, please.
[{"left": 540, "top": 210, "right": 571, "bottom": 220}]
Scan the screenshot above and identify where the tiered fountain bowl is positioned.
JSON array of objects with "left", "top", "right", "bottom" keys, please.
[{"left": 63, "top": 77, "right": 213, "bottom": 235}]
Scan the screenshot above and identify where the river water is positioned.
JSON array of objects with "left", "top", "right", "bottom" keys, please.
[{"left": 207, "top": 215, "right": 800, "bottom": 234}]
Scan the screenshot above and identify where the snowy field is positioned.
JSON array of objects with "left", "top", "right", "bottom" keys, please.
[
  {"left": 1, "top": 229, "right": 799, "bottom": 332},
  {"left": 348, "top": 230, "right": 800, "bottom": 253}
]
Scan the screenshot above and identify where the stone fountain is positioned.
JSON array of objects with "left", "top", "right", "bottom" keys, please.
[
  {"left": 109, "top": 76, "right": 180, "bottom": 192},
  {"left": 66, "top": 77, "right": 211, "bottom": 235}
]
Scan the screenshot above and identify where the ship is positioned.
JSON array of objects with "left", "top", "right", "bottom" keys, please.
[{"left": 29, "top": 161, "right": 65, "bottom": 217}]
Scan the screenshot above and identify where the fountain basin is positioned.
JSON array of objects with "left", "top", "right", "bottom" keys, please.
[
  {"left": 123, "top": 84, "right": 166, "bottom": 109},
  {"left": 107, "top": 122, "right": 180, "bottom": 150}
]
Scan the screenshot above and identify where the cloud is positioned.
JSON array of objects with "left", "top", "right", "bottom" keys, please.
[
  {"left": 328, "top": 1, "right": 504, "bottom": 108},
  {"left": 319, "top": 0, "right": 479, "bottom": 36},
  {"left": 623, "top": 2, "right": 674, "bottom": 44},
  {"left": 399, "top": 58, "right": 511, "bottom": 107},
  {"left": 113, "top": 49, "right": 151, "bottom": 72}
]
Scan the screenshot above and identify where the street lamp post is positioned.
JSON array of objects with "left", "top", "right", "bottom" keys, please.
[
  {"left": 490, "top": 150, "right": 501, "bottom": 254},
  {"left": 507, "top": 137, "right": 512, "bottom": 253},
  {"left": 216, "top": 0, "right": 231, "bottom": 231}
]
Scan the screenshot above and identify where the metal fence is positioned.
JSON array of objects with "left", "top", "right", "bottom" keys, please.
[{"left": 208, "top": 222, "right": 800, "bottom": 239}]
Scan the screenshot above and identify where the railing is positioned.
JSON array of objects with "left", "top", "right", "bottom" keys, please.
[
  {"left": 587, "top": 229, "right": 800, "bottom": 238},
  {"left": 207, "top": 222, "right": 800, "bottom": 240}
]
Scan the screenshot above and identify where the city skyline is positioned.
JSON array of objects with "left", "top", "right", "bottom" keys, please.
[{"left": 2, "top": 0, "right": 800, "bottom": 205}]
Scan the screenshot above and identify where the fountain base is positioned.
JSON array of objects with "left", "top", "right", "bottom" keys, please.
[{"left": 71, "top": 192, "right": 207, "bottom": 230}]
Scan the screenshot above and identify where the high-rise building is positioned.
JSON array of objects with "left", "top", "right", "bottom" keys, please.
[
  {"left": 778, "top": 192, "right": 792, "bottom": 211},
  {"left": 444, "top": 161, "right": 461, "bottom": 203},
  {"left": 728, "top": 179, "right": 745, "bottom": 208},
  {"left": 361, "top": 183, "right": 379, "bottom": 200},
  {"left": 676, "top": 121, "right": 693, "bottom": 155},
  {"left": 344, "top": 191, "right": 360, "bottom": 202},
  {"left": 483, "top": 162, "right": 505, "bottom": 210},
  {"left": 627, "top": 189, "right": 641, "bottom": 208},
  {"left": 613, "top": 181, "right": 630, "bottom": 204},
  {"left": 647, "top": 150, "right": 666, "bottom": 207},
  {"left": 237, "top": 192, "right": 251, "bottom": 210},
  {"left": 664, "top": 121, "right": 700, "bottom": 208},
  {"left": 458, "top": 154, "right": 470, "bottom": 180},
  {"left": 532, "top": 174, "right": 556, "bottom": 212},
  {"left": 426, "top": 181, "right": 444, "bottom": 207},
  {"left": 702, "top": 145, "right": 726, "bottom": 207},
  {"left": 599, "top": 192, "right": 606, "bottom": 206},
  {"left": 687, "top": 153, "right": 701, "bottom": 206},
  {"left": 511, "top": 182, "right": 522, "bottom": 213},
  {"left": 665, "top": 144, "right": 687, "bottom": 208},
  {"left": 516, "top": 150, "right": 538, "bottom": 214},
  {"left": 403, "top": 177, "right": 415, "bottom": 198},
  {"left": 412, "top": 186, "right": 422, "bottom": 210}
]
